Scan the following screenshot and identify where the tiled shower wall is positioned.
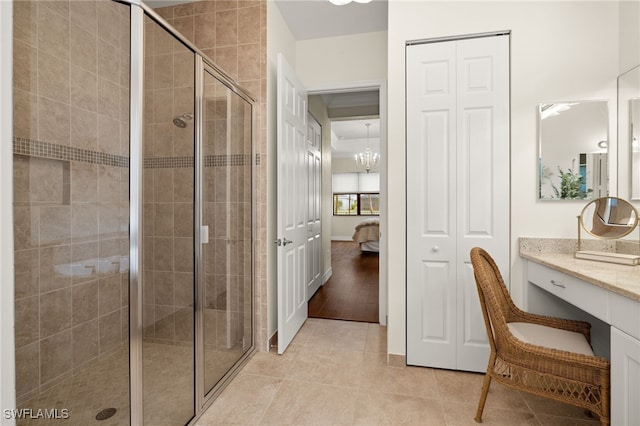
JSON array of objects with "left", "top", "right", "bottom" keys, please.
[
  {"left": 12, "top": 0, "right": 130, "bottom": 402},
  {"left": 155, "top": 0, "right": 267, "bottom": 350}
]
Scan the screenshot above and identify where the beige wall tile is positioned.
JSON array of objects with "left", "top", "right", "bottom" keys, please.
[
  {"left": 174, "top": 237, "right": 193, "bottom": 272},
  {"left": 195, "top": 12, "right": 216, "bottom": 47},
  {"left": 215, "top": 9, "right": 238, "bottom": 47},
  {"left": 40, "top": 329, "right": 73, "bottom": 384},
  {"left": 98, "top": 38, "right": 120, "bottom": 84},
  {"left": 174, "top": 272, "right": 194, "bottom": 307},
  {"left": 71, "top": 203, "right": 98, "bottom": 242},
  {"left": 99, "top": 309, "right": 121, "bottom": 353},
  {"left": 97, "top": 0, "right": 120, "bottom": 48},
  {"left": 15, "top": 249, "right": 40, "bottom": 300},
  {"left": 38, "top": 5, "right": 69, "bottom": 60},
  {"left": 38, "top": 96, "right": 70, "bottom": 146},
  {"left": 97, "top": 114, "right": 120, "bottom": 155},
  {"left": 70, "top": 24, "right": 97, "bottom": 74},
  {"left": 15, "top": 342, "right": 40, "bottom": 399},
  {"left": 14, "top": 206, "right": 39, "bottom": 251},
  {"left": 13, "top": 89, "right": 38, "bottom": 140},
  {"left": 13, "top": 39, "right": 37, "bottom": 93},
  {"left": 70, "top": 1, "right": 97, "bottom": 36},
  {"left": 173, "top": 16, "right": 195, "bottom": 45},
  {"left": 99, "top": 274, "right": 121, "bottom": 315},
  {"left": 237, "top": 6, "right": 260, "bottom": 44},
  {"left": 70, "top": 65, "right": 98, "bottom": 113},
  {"left": 72, "top": 280, "right": 99, "bottom": 326},
  {"left": 15, "top": 296, "right": 39, "bottom": 348},
  {"left": 154, "top": 271, "right": 175, "bottom": 306},
  {"left": 39, "top": 206, "right": 71, "bottom": 247},
  {"left": 214, "top": 45, "right": 238, "bottom": 78},
  {"left": 71, "top": 163, "right": 98, "bottom": 203},
  {"left": 153, "top": 237, "right": 175, "bottom": 271},
  {"left": 40, "top": 288, "right": 72, "bottom": 338},
  {"left": 72, "top": 319, "right": 99, "bottom": 367},
  {"left": 98, "top": 202, "right": 121, "bottom": 236},
  {"left": 97, "top": 77, "right": 120, "bottom": 120},
  {"left": 13, "top": 0, "right": 37, "bottom": 46},
  {"left": 70, "top": 107, "right": 98, "bottom": 151}
]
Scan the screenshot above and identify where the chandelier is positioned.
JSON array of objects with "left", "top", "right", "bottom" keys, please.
[{"left": 354, "top": 123, "right": 379, "bottom": 173}]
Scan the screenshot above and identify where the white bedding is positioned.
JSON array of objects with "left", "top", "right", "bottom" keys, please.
[{"left": 352, "top": 218, "right": 380, "bottom": 252}]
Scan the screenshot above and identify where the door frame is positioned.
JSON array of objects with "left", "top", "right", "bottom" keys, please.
[{"left": 307, "top": 79, "right": 388, "bottom": 325}]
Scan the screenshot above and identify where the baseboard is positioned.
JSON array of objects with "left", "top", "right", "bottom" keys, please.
[
  {"left": 322, "top": 267, "right": 332, "bottom": 284},
  {"left": 268, "top": 331, "right": 277, "bottom": 352},
  {"left": 387, "top": 354, "right": 406, "bottom": 367},
  {"left": 331, "top": 236, "right": 353, "bottom": 241}
]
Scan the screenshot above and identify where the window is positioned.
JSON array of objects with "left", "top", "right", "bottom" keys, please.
[
  {"left": 332, "top": 172, "right": 380, "bottom": 216},
  {"left": 333, "top": 193, "right": 380, "bottom": 216}
]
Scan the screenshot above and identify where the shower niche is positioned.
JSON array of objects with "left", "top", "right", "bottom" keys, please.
[{"left": 12, "top": 1, "right": 256, "bottom": 425}]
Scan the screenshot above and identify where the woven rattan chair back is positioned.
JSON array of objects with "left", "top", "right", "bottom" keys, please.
[{"left": 470, "top": 247, "right": 610, "bottom": 425}]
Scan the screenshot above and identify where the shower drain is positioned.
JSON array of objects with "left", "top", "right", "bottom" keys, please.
[{"left": 95, "top": 408, "right": 117, "bottom": 421}]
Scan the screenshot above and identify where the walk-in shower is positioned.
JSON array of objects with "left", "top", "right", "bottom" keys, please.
[{"left": 12, "top": 1, "right": 255, "bottom": 424}]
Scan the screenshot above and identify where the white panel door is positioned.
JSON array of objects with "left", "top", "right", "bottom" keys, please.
[
  {"left": 406, "top": 35, "right": 510, "bottom": 372},
  {"left": 455, "top": 36, "right": 510, "bottom": 371},
  {"left": 307, "top": 114, "right": 322, "bottom": 300},
  {"left": 406, "top": 41, "right": 458, "bottom": 369},
  {"left": 277, "top": 53, "right": 308, "bottom": 354}
]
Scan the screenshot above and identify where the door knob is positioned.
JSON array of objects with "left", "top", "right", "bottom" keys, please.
[
  {"left": 275, "top": 238, "right": 294, "bottom": 246},
  {"left": 432, "top": 246, "right": 440, "bottom": 252}
]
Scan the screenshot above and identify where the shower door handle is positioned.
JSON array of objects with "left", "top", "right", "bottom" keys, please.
[{"left": 201, "top": 226, "right": 209, "bottom": 244}]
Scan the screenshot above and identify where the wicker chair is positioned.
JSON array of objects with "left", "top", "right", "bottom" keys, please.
[{"left": 470, "top": 247, "right": 610, "bottom": 425}]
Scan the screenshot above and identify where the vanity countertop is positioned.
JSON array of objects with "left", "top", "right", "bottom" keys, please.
[{"left": 521, "top": 250, "right": 640, "bottom": 302}]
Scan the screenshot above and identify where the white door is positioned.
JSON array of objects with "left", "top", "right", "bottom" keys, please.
[
  {"left": 277, "top": 53, "right": 308, "bottom": 354},
  {"left": 611, "top": 327, "right": 640, "bottom": 425},
  {"left": 406, "top": 35, "right": 510, "bottom": 372},
  {"left": 307, "top": 114, "right": 322, "bottom": 300}
]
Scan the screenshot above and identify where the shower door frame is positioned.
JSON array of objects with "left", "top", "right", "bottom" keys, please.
[{"left": 128, "top": 1, "right": 257, "bottom": 424}]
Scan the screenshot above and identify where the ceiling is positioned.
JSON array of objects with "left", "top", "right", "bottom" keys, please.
[
  {"left": 330, "top": 118, "right": 380, "bottom": 159},
  {"left": 274, "top": 0, "right": 388, "bottom": 41}
]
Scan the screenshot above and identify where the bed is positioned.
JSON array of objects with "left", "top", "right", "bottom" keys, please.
[{"left": 352, "top": 218, "right": 380, "bottom": 252}]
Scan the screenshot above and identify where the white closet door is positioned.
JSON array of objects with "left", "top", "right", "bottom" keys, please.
[
  {"left": 455, "top": 36, "right": 510, "bottom": 371},
  {"left": 406, "top": 40, "right": 458, "bottom": 369},
  {"left": 406, "top": 35, "right": 509, "bottom": 372}
]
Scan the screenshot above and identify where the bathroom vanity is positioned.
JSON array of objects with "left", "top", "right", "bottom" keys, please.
[{"left": 520, "top": 241, "right": 640, "bottom": 425}]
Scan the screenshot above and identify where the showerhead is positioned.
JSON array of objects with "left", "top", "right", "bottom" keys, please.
[{"left": 173, "top": 113, "right": 193, "bottom": 128}]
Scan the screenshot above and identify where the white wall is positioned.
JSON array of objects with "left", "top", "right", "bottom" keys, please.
[
  {"left": 266, "top": 0, "right": 297, "bottom": 343},
  {"left": 296, "top": 31, "right": 388, "bottom": 88},
  {"left": 387, "top": 1, "right": 619, "bottom": 356},
  {"left": 619, "top": 1, "right": 640, "bottom": 75},
  {"left": 1, "top": 1, "right": 16, "bottom": 423}
]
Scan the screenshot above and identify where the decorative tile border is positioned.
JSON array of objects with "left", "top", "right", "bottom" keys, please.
[
  {"left": 13, "top": 137, "right": 128, "bottom": 168},
  {"left": 13, "top": 137, "right": 260, "bottom": 169}
]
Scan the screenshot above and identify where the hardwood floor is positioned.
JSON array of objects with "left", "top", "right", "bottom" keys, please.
[{"left": 308, "top": 241, "right": 379, "bottom": 323}]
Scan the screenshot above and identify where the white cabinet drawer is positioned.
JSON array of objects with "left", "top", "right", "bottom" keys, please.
[
  {"left": 527, "top": 261, "right": 610, "bottom": 323},
  {"left": 611, "top": 292, "right": 640, "bottom": 341}
]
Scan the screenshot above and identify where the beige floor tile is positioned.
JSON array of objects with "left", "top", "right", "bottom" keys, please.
[
  {"left": 443, "top": 400, "right": 540, "bottom": 426},
  {"left": 364, "top": 323, "right": 387, "bottom": 353},
  {"left": 360, "top": 352, "right": 440, "bottom": 400},
  {"left": 535, "top": 413, "right": 601, "bottom": 425},
  {"left": 435, "top": 369, "right": 531, "bottom": 412},
  {"left": 288, "top": 345, "right": 365, "bottom": 388},
  {"left": 196, "top": 374, "right": 283, "bottom": 425},
  {"left": 304, "top": 320, "right": 368, "bottom": 352},
  {"left": 240, "top": 347, "right": 299, "bottom": 379},
  {"left": 258, "top": 380, "right": 358, "bottom": 425},
  {"left": 521, "top": 393, "right": 601, "bottom": 422},
  {"left": 353, "top": 391, "right": 445, "bottom": 425}
]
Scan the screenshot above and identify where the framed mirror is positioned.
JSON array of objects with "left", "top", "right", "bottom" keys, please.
[
  {"left": 618, "top": 65, "right": 640, "bottom": 200},
  {"left": 538, "top": 100, "right": 609, "bottom": 200}
]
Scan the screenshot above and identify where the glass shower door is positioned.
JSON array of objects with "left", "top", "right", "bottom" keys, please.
[
  {"left": 201, "top": 66, "right": 253, "bottom": 395},
  {"left": 141, "top": 13, "right": 195, "bottom": 425}
]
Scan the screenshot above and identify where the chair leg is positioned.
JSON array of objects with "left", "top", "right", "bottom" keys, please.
[{"left": 475, "top": 367, "right": 493, "bottom": 423}]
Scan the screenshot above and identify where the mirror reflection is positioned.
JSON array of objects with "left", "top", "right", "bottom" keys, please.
[
  {"left": 580, "top": 197, "right": 638, "bottom": 239},
  {"left": 618, "top": 65, "right": 640, "bottom": 200},
  {"left": 631, "top": 98, "right": 640, "bottom": 199},
  {"left": 538, "top": 101, "right": 609, "bottom": 200}
]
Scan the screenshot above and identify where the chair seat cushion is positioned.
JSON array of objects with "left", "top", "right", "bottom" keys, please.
[{"left": 507, "top": 322, "right": 594, "bottom": 356}]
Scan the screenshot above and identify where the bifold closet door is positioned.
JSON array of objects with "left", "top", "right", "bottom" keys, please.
[{"left": 406, "top": 35, "right": 510, "bottom": 372}]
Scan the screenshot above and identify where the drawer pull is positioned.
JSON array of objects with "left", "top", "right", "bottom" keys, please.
[{"left": 550, "top": 279, "right": 566, "bottom": 288}]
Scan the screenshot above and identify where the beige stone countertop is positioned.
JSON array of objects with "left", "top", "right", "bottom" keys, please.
[{"left": 520, "top": 251, "right": 640, "bottom": 302}]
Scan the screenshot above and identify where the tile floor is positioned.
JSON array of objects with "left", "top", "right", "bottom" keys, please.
[{"left": 197, "top": 318, "right": 600, "bottom": 426}]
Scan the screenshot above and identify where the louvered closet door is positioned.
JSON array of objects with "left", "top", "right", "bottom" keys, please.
[{"left": 406, "top": 35, "right": 509, "bottom": 372}]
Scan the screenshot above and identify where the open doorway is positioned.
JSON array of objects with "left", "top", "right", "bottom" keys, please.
[{"left": 306, "top": 88, "right": 385, "bottom": 324}]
